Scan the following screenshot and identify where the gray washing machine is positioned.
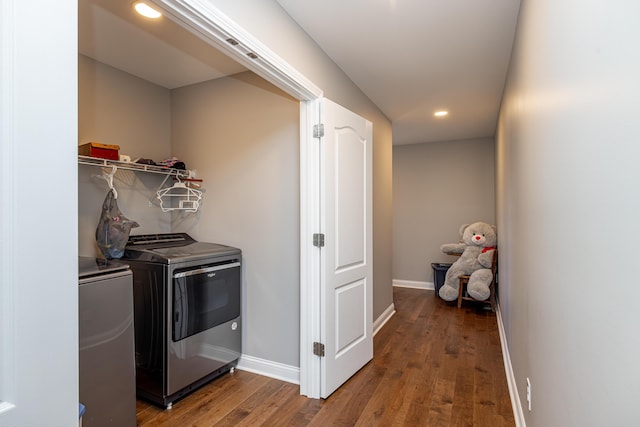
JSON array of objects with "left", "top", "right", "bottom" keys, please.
[
  {"left": 78, "top": 257, "right": 136, "bottom": 427},
  {"left": 122, "top": 233, "right": 242, "bottom": 408}
]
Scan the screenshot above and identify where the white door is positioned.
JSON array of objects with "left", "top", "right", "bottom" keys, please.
[{"left": 318, "top": 98, "right": 373, "bottom": 398}]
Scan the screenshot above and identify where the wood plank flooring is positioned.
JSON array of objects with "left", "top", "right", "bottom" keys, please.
[{"left": 137, "top": 287, "right": 515, "bottom": 426}]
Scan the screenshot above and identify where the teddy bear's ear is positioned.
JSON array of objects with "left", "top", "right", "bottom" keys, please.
[
  {"left": 491, "top": 225, "right": 497, "bottom": 235},
  {"left": 458, "top": 224, "right": 470, "bottom": 235}
]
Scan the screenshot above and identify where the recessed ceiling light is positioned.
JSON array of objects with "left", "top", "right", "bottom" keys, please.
[
  {"left": 434, "top": 110, "right": 449, "bottom": 117},
  {"left": 133, "top": 2, "right": 162, "bottom": 19}
]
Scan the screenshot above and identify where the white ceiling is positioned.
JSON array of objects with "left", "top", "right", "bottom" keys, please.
[
  {"left": 275, "top": 0, "right": 521, "bottom": 145},
  {"left": 79, "top": 0, "right": 520, "bottom": 145}
]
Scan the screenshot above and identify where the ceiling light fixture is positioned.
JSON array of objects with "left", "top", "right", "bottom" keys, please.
[
  {"left": 133, "top": 2, "right": 162, "bottom": 19},
  {"left": 434, "top": 110, "right": 449, "bottom": 117}
]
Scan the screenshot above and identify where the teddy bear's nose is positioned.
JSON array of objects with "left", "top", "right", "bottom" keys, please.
[{"left": 475, "top": 235, "right": 481, "bottom": 240}]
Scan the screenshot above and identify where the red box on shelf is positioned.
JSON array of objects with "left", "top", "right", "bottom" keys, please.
[{"left": 78, "top": 142, "right": 120, "bottom": 160}]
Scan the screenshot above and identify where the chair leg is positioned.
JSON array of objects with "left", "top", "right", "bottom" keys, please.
[{"left": 457, "top": 278, "right": 465, "bottom": 308}]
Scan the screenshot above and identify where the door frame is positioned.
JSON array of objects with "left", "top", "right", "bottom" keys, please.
[
  {"left": 1, "top": 0, "right": 79, "bottom": 424},
  {"left": 152, "top": 0, "right": 324, "bottom": 398},
  {"left": 299, "top": 100, "right": 322, "bottom": 398}
]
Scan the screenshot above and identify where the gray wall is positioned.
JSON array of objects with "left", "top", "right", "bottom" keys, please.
[
  {"left": 78, "top": 55, "right": 171, "bottom": 161},
  {"left": 209, "top": 0, "right": 395, "bottom": 323},
  {"left": 78, "top": 58, "right": 300, "bottom": 366},
  {"left": 393, "top": 138, "right": 495, "bottom": 283},
  {"left": 78, "top": 55, "right": 172, "bottom": 256},
  {"left": 78, "top": 50, "right": 385, "bottom": 368},
  {"left": 170, "top": 72, "right": 301, "bottom": 366},
  {"left": 497, "top": 0, "right": 640, "bottom": 425},
  {"left": 79, "top": 0, "right": 393, "bottom": 372}
]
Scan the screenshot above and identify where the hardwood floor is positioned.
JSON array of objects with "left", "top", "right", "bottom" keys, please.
[{"left": 137, "top": 287, "right": 515, "bottom": 426}]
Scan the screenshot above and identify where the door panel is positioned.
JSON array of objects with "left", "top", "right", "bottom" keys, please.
[
  {"left": 320, "top": 98, "right": 373, "bottom": 398},
  {"left": 335, "top": 127, "right": 366, "bottom": 271},
  {"left": 335, "top": 280, "right": 366, "bottom": 356}
]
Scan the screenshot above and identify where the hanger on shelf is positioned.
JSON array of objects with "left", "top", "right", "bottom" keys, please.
[
  {"left": 94, "top": 165, "right": 118, "bottom": 198},
  {"left": 172, "top": 176, "right": 203, "bottom": 188},
  {"left": 156, "top": 176, "right": 203, "bottom": 212}
]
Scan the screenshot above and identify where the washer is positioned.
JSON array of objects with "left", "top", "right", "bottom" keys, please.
[{"left": 122, "top": 233, "right": 242, "bottom": 408}]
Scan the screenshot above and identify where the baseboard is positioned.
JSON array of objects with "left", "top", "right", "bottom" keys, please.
[
  {"left": 373, "top": 302, "right": 396, "bottom": 336},
  {"left": 236, "top": 302, "right": 398, "bottom": 386},
  {"left": 236, "top": 354, "right": 300, "bottom": 385},
  {"left": 496, "top": 304, "right": 526, "bottom": 427},
  {"left": 392, "top": 279, "right": 433, "bottom": 290}
]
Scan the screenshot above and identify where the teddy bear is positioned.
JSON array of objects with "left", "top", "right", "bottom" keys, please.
[{"left": 438, "top": 222, "right": 497, "bottom": 302}]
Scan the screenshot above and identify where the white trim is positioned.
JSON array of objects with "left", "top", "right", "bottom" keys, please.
[
  {"left": 393, "top": 279, "right": 433, "bottom": 290},
  {"left": 0, "top": 0, "right": 16, "bottom": 412},
  {"left": 236, "top": 354, "right": 300, "bottom": 385},
  {"left": 299, "top": 99, "right": 322, "bottom": 398},
  {"left": 150, "top": 0, "right": 322, "bottom": 101},
  {"left": 373, "top": 303, "right": 396, "bottom": 336},
  {"left": 496, "top": 304, "right": 526, "bottom": 427}
]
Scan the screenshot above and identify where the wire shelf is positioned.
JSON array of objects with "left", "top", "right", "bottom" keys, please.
[{"left": 78, "top": 155, "right": 195, "bottom": 179}]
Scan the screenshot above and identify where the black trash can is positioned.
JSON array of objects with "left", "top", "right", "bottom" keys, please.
[{"left": 431, "top": 263, "right": 452, "bottom": 299}]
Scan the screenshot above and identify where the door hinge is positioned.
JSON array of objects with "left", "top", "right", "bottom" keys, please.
[
  {"left": 313, "top": 124, "right": 324, "bottom": 138},
  {"left": 313, "top": 342, "right": 325, "bottom": 357},
  {"left": 313, "top": 233, "right": 325, "bottom": 248}
]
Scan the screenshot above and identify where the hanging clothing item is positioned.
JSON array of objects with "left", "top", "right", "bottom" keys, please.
[{"left": 95, "top": 189, "right": 139, "bottom": 259}]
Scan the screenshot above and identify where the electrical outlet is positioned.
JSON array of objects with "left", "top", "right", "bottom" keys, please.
[{"left": 526, "top": 377, "right": 532, "bottom": 411}]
